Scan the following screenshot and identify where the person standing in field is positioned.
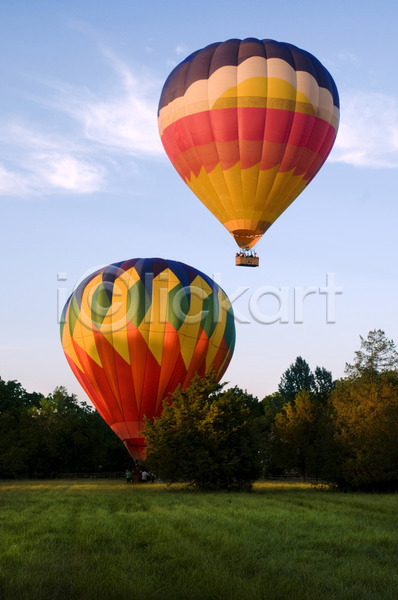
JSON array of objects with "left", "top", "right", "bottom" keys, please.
[
  {"left": 125, "top": 469, "right": 132, "bottom": 484},
  {"left": 133, "top": 464, "right": 141, "bottom": 483}
]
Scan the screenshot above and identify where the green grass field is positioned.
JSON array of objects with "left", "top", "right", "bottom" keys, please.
[{"left": 0, "top": 480, "right": 396, "bottom": 600}]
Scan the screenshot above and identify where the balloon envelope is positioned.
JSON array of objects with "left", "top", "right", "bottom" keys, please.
[
  {"left": 60, "top": 258, "right": 235, "bottom": 459},
  {"left": 158, "top": 38, "right": 339, "bottom": 249}
]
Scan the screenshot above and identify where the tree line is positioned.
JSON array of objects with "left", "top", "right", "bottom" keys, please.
[
  {"left": 1, "top": 329, "right": 397, "bottom": 491},
  {"left": 0, "top": 384, "right": 127, "bottom": 478},
  {"left": 146, "top": 329, "right": 398, "bottom": 491}
]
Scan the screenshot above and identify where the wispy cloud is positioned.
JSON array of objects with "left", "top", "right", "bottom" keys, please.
[
  {"left": 0, "top": 164, "right": 31, "bottom": 196},
  {"left": 0, "top": 122, "right": 105, "bottom": 195},
  {"left": 53, "top": 49, "right": 163, "bottom": 156},
  {"left": 0, "top": 48, "right": 163, "bottom": 198},
  {"left": 0, "top": 153, "right": 104, "bottom": 197},
  {"left": 331, "top": 91, "right": 398, "bottom": 168},
  {"left": 40, "top": 154, "right": 105, "bottom": 192}
]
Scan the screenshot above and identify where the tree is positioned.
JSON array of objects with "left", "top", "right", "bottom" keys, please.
[
  {"left": 28, "top": 387, "right": 95, "bottom": 476},
  {"left": 224, "top": 386, "right": 263, "bottom": 418},
  {"left": 0, "top": 378, "right": 43, "bottom": 478},
  {"left": 345, "top": 329, "right": 398, "bottom": 382},
  {"left": 331, "top": 373, "right": 398, "bottom": 491},
  {"left": 261, "top": 361, "right": 334, "bottom": 477},
  {"left": 0, "top": 378, "right": 129, "bottom": 478},
  {"left": 144, "top": 373, "right": 262, "bottom": 490},
  {"left": 261, "top": 391, "right": 285, "bottom": 423},
  {"left": 314, "top": 366, "right": 335, "bottom": 399},
  {"left": 0, "top": 377, "right": 41, "bottom": 413},
  {"left": 278, "top": 356, "right": 315, "bottom": 403},
  {"left": 272, "top": 390, "right": 325, "bottom": 479}
]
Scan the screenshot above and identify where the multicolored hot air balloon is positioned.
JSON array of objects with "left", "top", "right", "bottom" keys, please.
[
  {"left": 158, "top": 38, "right": 339, "bottom": 262},
  {"left": 60, "top": 258, "right": 235, "bottom": 459}
]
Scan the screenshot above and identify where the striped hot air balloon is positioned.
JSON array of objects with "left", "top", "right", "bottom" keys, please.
[
  {"left": 60, "top": 258, "right": 235, "bottom": 460},
  {"left": 158, "top": 38, "right": 339, "bottom": 257}
]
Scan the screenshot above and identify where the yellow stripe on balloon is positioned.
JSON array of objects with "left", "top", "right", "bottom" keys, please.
[
  {"left": 61, "top": 305, "right": 85, "bottom": 372},
  {"left": 178, "top": 278, "right": 206, "bottom": 369},
  {"left": 204, "top": 288, "right": 227, "bottom": 370},
  {"left": 216, "top": 77, "right": 313, "bottom": 111},
  {"left": 187, "top": 160, "right": 308, "bottom": 233},
  {"left": 71, "top": 309, "right": 102, "bottom": 368},
  {"left": 146, "top": 328, "right": 166, "bottom": 366},
  {"left": 69, "top": 273, "right": 104, "bottom": 368},
  {"left": 258, "top": 169, "right": 308, "bottom": 221},
  {"left": 99, "top": 268, "right": 136, "bottom": 365},
  {"left": 188, "top": 163, "right": 232, "bottom": 223}
]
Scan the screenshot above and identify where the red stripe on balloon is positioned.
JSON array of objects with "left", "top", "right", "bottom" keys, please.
[
  {"left": 126, "top": 321, "right": 150, "bottom": 414},
  {"left": 112, "top": 346, "right": 139, "bottom": 422},
  {"left": 161, "top": 108, "right": 336, "bottom": 179},
  {"left": 184, "top": 329, "right": 210, "bottom": 383},
  {"left": 140, "top": 349, "right": 162, "bottom": 420},
  {"left": 162, "top": 352, "right": 188, "bottom": 407},
  {"left": 72, "top": 341, "right": 124, "bottom": 424},
  {"left": 218, "top": 349, "right": 233, "bottom": 381},
  {"left": 65, "top": 354, "right": 112, "bottom": 423},
  {"left": 168, "top": 140, "right": 331, "bottom": 182},
  {"left": 156, "top": 323, "right": 183, "bottom": 411},
  {"left": 212, "top": 338, "right": 229, "bottom": 375},
  {"left": 93, "top": 330, "right": 123, "bottom": 411}
]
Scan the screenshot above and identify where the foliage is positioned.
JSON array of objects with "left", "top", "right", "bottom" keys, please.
[
  {"left": 145, "top": 373, "right": 262, "bottom": 490},
  {"left": 330, "top": 372, "right": 398, "bottom": 491},
  {"left": 264, "top": 358, "right": 335, "bottom": 478},
  {"left": 271, "top": 389, "right": 333, "bottom": 479},
  {"left": 278, "top": 357, "right": 334, "bottom": 404},
  {"left": 314, "top": 366, "right": 335, "bottom": 399},
  {"left": 261, "top": 391, "right": 285, "bottom": 424},
  {"left": 345, "top": 329, "right": 398, "bottom": 382},
  {"left": 226, "top": 385, "right": 264, "bottom": 418},
  {"left": 278, "top": 356, "right": 315, "bottom": 403},
  {"left": 0, "top": 379, "right": 128, "bottom": 478},
  {"left": 0, "top": 378, "right": 41, "bottom": 413}
]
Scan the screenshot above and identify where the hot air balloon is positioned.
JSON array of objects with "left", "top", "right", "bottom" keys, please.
[
  {"left": 60, "top": 258, "right": 235, "bottom": 460},
  {"left": 158, "top": 38, "right": 340, "bottom": 266}
]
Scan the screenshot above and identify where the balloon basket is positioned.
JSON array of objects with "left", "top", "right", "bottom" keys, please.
[{"left": 235, "top": 253, "right": 259, "bottom": 267}]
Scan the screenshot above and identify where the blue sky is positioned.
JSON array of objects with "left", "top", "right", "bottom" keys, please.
[{"left": 1, "top": 0, "right": 397, "bottom": 401}]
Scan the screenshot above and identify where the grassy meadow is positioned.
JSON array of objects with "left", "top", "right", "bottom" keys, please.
[{"left": 0, "top": 480, "right": 397, "bottom": 600}]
